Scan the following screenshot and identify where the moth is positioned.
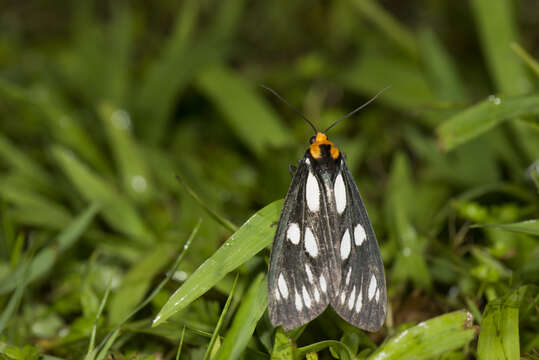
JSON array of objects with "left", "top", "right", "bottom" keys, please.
[{"left": 265, "top": 86, "right": 388, "bottom": 332}]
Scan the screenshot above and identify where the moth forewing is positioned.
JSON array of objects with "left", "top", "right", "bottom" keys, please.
[
  {"left": 268, "top": 159, "right": 333, "bottom": 331},
  {"left": 330, "top": 159, "right": 386, "bottom": 332}
]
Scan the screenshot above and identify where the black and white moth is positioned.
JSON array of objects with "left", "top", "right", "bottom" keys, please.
[{"left": 266, "top": 87, "right": 387, "bottom": 332}]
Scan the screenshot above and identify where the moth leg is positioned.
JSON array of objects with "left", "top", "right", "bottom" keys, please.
[{"left": 288, "top": 164, "right": 297, "bottom": 178}]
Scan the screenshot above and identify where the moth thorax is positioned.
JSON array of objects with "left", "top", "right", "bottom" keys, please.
[{"left": 309, "top": 132, "right": 340, "bottom": 160}]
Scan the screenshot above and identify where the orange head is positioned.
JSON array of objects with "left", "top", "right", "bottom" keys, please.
[{"left": 309, "top": 132, "right": 340, "bottom": 160}]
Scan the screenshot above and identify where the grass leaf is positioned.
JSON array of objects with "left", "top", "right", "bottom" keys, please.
[
  {"left": 475, "top": 219, "right": 539, "bottom": 236},
  {"left": 214, "top": 273, "right": 267, "bottom": 360},
  {"left": 0, "top": 203, "right": 99, "bottom": 294},
  {"left": 52, "top": 145, "right": 154, "bottom": 244},
  {"left": 197, "top": 65, "right": 293, "bottom": 157},
  {"left": 368, "top": 310, "right": 476, "bottom": 359},
  {"left": 202, "top": 273, "right": 239, "bottom": 360},
  {"left": 437, "top": 94, "right": 539, "bottom": 151},
  {"left": 152, "top": 200, "right": 282, "bottom": 326},
  {"left": 477, "top": 287, "right": 525, "bottom": 360}
]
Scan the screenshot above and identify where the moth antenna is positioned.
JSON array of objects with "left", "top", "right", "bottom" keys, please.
[
  {"left": 323, "top": 85, "right": 391, "bottom": 134},
  {"left": 260, "top": 84, "right": 318, "bottom": 135}
]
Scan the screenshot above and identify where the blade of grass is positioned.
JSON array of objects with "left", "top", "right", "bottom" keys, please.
[
  {"left": 368, "top": 310, "right": 476, "bottom": 359},
  {"left": 202, "top": 273, "right": 239, "bottom": 360},
  {"left": 99, "top": 103, "right": 152, "bottom": 201},
  {"left": 108, "top": 241, "right": 181, "bottom": 324},
  {"left": 437, "top": 94, "right": 539, "bottom": 151},
  {"left": 297, "top": 341, "right": 355, "bottom": 360},
  {"left": 85, "top": 280, "right": 112, "bottom": 360},
  {"left": 418, "top": 29, "right": 467, "bottom": 103},
  {"left": 351, "top": 0, "right": 418, "bottom": 59},
  {"left": 197, "top": 65, "right": 293, "bottom": 157},
  {"left": 0, "top": 203, "right": 99, "bottom": 294},
  {"left": 52, "top": 145, "right": 154, "bottom": 244},
  {"left": 470, "top": 0, "right": 532, "bottom": 95},
  {"left": 214, "top": 273, "right": 267, "bottom": 360},
  {"left": 136, "top": 0, "right": 245, "bottom": 144},
  {"left": 340, "top": 54, "right": 434, "bottom": 118},
  {"left": 176, "top": 326, "right": 186, "bottom": 360},
  {"left": 0, "top": 261, "right": 30, "bottom": 335},
  {"left": 386, "top": 153, "right": 432, "bottom": 290},
  {"left": 0, "top": 135, "right": 55, "bottom": 192},
  {"left": 152, "top": 200, "right": 282, "bottom": 326},
  {"left": 176, "top": 174, "right": 237, "bottom": 232},
  {"left": 92, "top": 220, "right": 201, "bottom": 356},
  {"left": 510, "top": 43, "right": 539, "bottom": 77},
  {"left": 474, "top": 219, "right": 539, "bottom": 236},
  {"left": 477, "top": 287, "right": 525, "bottom": 360},
  {"left": 0, "top": 182, "right": 73, "bottom": 229}
]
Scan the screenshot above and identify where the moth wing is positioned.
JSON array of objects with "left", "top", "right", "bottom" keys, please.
[
  {"left": 268, "top": 158, "right": 337, "bottom": 331},
  {"left": 330, "top": 159, "right": 387, "bottom": 332}
]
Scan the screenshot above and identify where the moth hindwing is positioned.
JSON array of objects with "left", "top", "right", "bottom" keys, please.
[{"left": 268, "top": 132, "right": 386, "bottom": 332}]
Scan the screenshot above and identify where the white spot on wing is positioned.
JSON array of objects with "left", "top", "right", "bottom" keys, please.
[
  {"left": 348, "top": 286, "right": 356, "bottom": 310},
  {"left": 274, "top": 288, "right": 281, "bottom": 301},
  {"left": 306, "top": 172, "right": 320, "bottom": 212},
  {"left": 340, "top": 229, "right": 351, "bottom": 260},
  {"left": 305, "top": 264, "right": 314, "bottom": 283},
  {"left": 334, "top": 173, "right": 346, "bottom": 214},
  {"left": 320, "top": 275, "right": 327, "bottom": 293},
  {"left": 354, "top": 224, "right": 366, "bottom": 246},
  {"left": 313, "top": 287, "right": 320, "bottom": 302},
  {"left": 295, "top": 290, "right": 303, "bottom": 311},
  {"left": 278, "top": 273, "right": 289, "bottom": 299},
  {"left": 304, "top": 227, "right": 318, "bottom": 257},
  {"left": 287, "top": 223, "right": 300, "bottom": 245},
  {"left": 355, "top": 289, "right": 363, "bottom": 313},
  {"left": 340, "top": 291, "right": 346, "bottom": 304},
  {"left": 368, "top": 275, "right": 377, "bottom": 300},
  {"left": 345, "top": 267, "right": 352, "bottom": 285},
  {"left": 375, "top": 287, "right": 380, "bottom": 302},
  {"left": 302, "top": 286, "right": 312, "bottom": 308}
]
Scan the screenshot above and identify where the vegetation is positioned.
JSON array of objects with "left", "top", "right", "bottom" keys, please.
[{"left": 0, "top": 0, "right": 538, "bottom": 359}]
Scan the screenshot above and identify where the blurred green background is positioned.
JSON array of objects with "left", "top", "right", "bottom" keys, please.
[{"left": 0, "top": 0, "right": 538, "bottom": 359}]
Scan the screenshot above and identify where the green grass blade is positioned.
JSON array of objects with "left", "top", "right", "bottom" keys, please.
[
  {"left": 176, "top": 326, "right": 186, "bottom": 360},
  {"left": 386, "top": 153, "right": 432, "bottom": 290},
  {"left": 477, "top": 288, "right": 525, "bottom": 360},
  {"left": 0, "top": 181, "right": 73, "bottom": 229},
  {"left": 351, "top": 0, "right": 418, "bottom": 59},
  {"left": 52, "top": 145, "right": 154, "bottom": 244},
  {"left": 99, "top": 103, "right": 152, "bottom": 201},
  {"left": 175, "top": 174, "right": 238, "bottom": 232},
  {"left": 85, "top": 280, "right": 112, "bottom": 360},
  {"left": 197, "top": 66, "right": 293, "bottom": 157},
  {"left": 108, "top": 241, "right": 182, "bottom": 324},
  {"left": 0, "top": 262, "right": 29, "bottom": 335},
  {"left": 0, "top": 135, "right": 54, "bottom": 192},
  {"left": 297, "top": 340, "right": 354, "bottom": 360},
  {"left": 95, "top": 329, "right": 120, "bottom": 360},
  {"left": 0, "top": 203, "right": 99, "bottom": 294},
  {"left": 93, "top": 220, "right": 201, "bottom": 356},
  {"left": 202, "top": 273, "right": 239, "bottom": 360},
  {"left": 470, "top": 0, "right": 532, "bottom": 95},
  {"left": 340, "top": 54, "right": 434, "bottom": 116},
  {"left": 152, "top": 200, "right": 282, "bottom": 326},
  {"left": 418, "top": 29, "right": 467, "bottom": 102},
  {"left": 475, "top": 219, "right": 539, "bottom": 236},
  {"left": 437, "top": 94, "right": 539, "bottom": 151},
  {"left": 368, "top": 310, "right": 476, "bottom": 359},
  {"left": 214, "top": 273, "right": 267, "bottom": 360},
  {"left": 510, "top": 43, "right": 539, "bottom": 77}
]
